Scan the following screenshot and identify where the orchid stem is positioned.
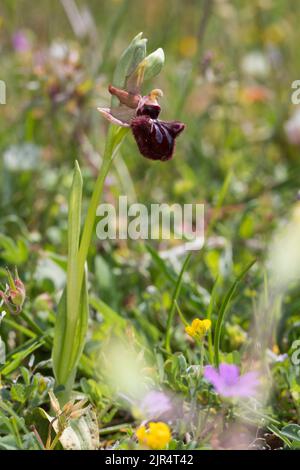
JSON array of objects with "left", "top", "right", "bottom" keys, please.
[{"left": 77, "top": 125, "right": 129, "bottom": 296}]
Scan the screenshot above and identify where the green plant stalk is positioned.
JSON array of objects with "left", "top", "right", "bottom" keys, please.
[
  {"left": 10, "top": 417, "right": 22, "bottom": 449},
  {"left": 206, "top": 277, "right": 219, "bottom": 364},
  {"left": 77, "top": 125, "right": 129, "bottom": 294},
  {"left": 199, "top": 340, "right": 204, "bottom": 374},
  {"left": 165, "top": 252, "right": 192, "bottom": 353},
  {"left": 174, "top": 300, "right": 189, "bottom": 327},
  {"left": 72, "top": 126, "right": 128, "bottom": 351},
  {"left": 214, "top": 259, "right": 256, "bottom": 368}
]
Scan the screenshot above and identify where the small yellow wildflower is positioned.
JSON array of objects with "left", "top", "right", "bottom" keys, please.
[
  {"left": 136, "top": 422, "right": 171, "bottom": 450},
  {"left": 262, "top": 24, "right": 285, "bottom": 45},
  {"left": 185, "top": 318, "right": 211, "bottom": 340},
  {"left": 178, "top": 36, "right": 197, "bottom": 58}
]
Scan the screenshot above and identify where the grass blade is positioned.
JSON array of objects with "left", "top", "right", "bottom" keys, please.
[
  {"left": 214, "top": 259, "right": 256, "bottom": 367},
  {"left": 165, "top": 253, "right": 192, "bottom": 353}
]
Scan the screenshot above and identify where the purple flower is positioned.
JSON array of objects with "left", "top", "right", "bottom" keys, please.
[
  {"left": 204, "top": 364, "right": 260, "bottom": 398},
  {"left": 140, "top": 391, "right": 172, "bottom": 419},
  {"left": 12, "top": 31, "right": 30, "bottom": 53}
]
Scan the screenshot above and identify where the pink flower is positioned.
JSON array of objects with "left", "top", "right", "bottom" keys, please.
[
  {"left": 204, "top": 364, "right": 260, "bottom": 398},
  {"left": 139, "top": 391, "right": 172, "bottom": 419},
  {"left": 12, "top": 31, "right": 30, "bottom": 53}
]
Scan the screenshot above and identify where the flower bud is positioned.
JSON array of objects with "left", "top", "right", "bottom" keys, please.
[
  {"left": 0, "top": 268, "right": 26, "bottom": 314},
  {"left": 9, "top": 278, "right": 26, "bottom": 308},
  {"left": 111, "top": 32, "right": 147, "bottom": 105},
  {"left": 142, "top": 48, "right": 165, "bottom": 81},
  {"left": 126, "top": 48, "right": 165, "bottom": 94}
]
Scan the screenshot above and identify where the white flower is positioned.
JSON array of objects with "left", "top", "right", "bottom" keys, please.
[
  {"left": 3, "top": 143, "right": 41, "bottom": 172},
  {"left": 242, "top": 51, "right": 270, "bottom": 78}
]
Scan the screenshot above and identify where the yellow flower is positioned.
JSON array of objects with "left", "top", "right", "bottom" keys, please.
[
  {"left": 185, "top": 318, "right": 211, "bottom": 340},
  {"left": 136, "top": 422, "right": 171, "bottom": 450},
  {"left": 262, "top": 24, "right": 285, "bottom": 45},
  {"left": 178, "top": 36, "right": 197, "bottom": 58}
]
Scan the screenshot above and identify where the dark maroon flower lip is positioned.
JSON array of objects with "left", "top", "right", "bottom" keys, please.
[
  {"left": 98, "top": 85, "right": 185, "bottom": 161},
  {"left": 131, "top": 116, "right": 185, "bottom": 161}
]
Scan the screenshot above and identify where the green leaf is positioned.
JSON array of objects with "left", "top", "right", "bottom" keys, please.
[
  {"left": 66, "top": 160, "right": 83, "bottom": 336},
  {"left": 214, "top": 260, "right": 256, "bottom": 367},
  {"left": 280, "top": 424, "right": 300, "bottom": 444},
  {"left": 10, "top": 384, "right": 27, "bottom": 404},
  {"left": 0, "top": 338, "right": 44, "bottom": 376},
  {"left": 52, "top": 162, "right": 89, "bottom": 398},
  {"left": 94, "top": 255, "right": 118, "bottom": 306},
  {"left": 145, "top": 244, "right": 176, "bottom": 283},
  {"left": 0, "top": 234, "right": 28, "bottom": 265},
  {"left": 89, "top": 295, "right": 127, "bottom": 332},
  {"left": 52, "top": 270, "right": 89, "bottom": 394}
]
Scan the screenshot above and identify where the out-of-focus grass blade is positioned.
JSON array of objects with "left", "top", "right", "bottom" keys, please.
[
  {"left": 165, "top": 253, "right": 192, "bottom": 353},
  {"left": 207, "top": 170, "right": 233, "bottom": 235},
  {"left": 214, "top": 259, "right": 256, "bottom": 367},
  {"left": 145, "top": 244, "right": 176, "bottom": 283},
  {"left": 100, "top": 0, "right": 132, "bottom": 74},
  {"left": 207, "top": 276, "right": 220, "bottom": 363},
  {"left": 89, "top": 296, "right": 127, "bottom": 331}
]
